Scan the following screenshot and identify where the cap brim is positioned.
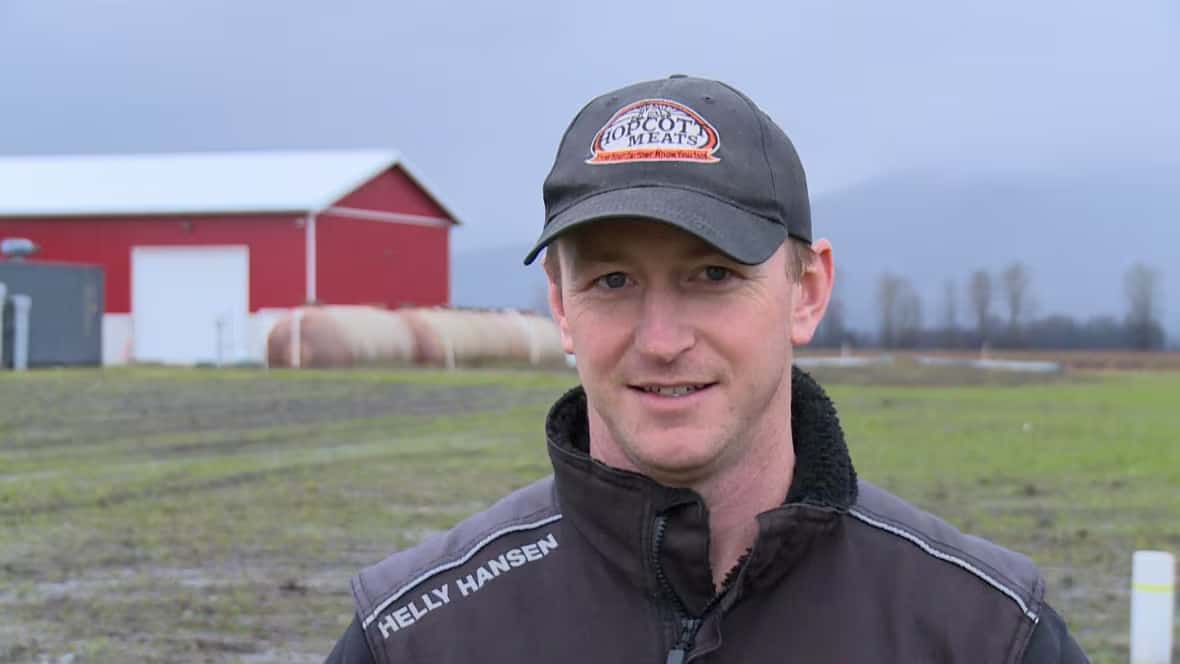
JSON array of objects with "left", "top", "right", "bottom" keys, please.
[{"left": 522, "top": 186, "right": 788, "bottom": 266}]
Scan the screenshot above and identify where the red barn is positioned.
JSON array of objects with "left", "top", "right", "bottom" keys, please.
[{"left": 0, "top": 150, "right": 460, "bottom": 365}]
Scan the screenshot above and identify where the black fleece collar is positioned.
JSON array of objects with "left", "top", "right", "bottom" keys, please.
[{"left": 545, "top": 366, "right": 858, "bottom": 614}]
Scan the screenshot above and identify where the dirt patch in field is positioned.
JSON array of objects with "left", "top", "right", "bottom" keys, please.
[
  {"left": 2, "top": 377, "right": 560, "bottom": 451},
  {"left": 0, "top": 369, "right": 575, "bottom": 663},
  {"left": 798, "top": 349, "right": 1180, "bottom": 374},
  {"left": 799, "top": 357, "right": 1079, "bottom": 387},
  {"left": 4, "top": 366, "right": 1175, "bottom": 662}
]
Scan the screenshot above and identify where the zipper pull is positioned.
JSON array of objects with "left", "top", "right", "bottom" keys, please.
[{"left": 665, "top": 617, "right": 701, "bottom": 664}]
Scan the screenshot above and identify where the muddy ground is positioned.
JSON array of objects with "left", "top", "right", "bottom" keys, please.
[
  {"left": 1, "top": 368, "right": 574, "bottom": 663},
  {"left": 2, "top": 366, "right": 1177, "bottom": 662}
]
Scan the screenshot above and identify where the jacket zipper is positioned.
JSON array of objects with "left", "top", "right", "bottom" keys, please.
[
  {"left": 652, "top": 513, "right": 706, "bottom": 664},
  {"left": 664, "top": 615, "right": 702, "bottom": 664}
]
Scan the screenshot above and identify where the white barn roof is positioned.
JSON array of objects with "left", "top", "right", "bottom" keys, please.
[{"left": 0, "top": 149, "right": 459, "bottom": 221}]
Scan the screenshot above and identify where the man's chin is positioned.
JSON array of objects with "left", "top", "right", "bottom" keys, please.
[{"left": 623, "top": 435, "right": 726, "bottom": 483}]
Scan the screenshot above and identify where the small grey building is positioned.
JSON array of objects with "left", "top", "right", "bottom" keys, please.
[{"left": 0, "top": 260, "right": 104, "bottom": 367}]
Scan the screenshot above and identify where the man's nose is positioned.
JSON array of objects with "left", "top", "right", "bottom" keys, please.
[{"left": 633, "top": 290, "right": 695, "bottom": 362}]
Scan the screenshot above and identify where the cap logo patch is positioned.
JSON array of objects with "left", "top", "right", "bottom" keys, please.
[{"left": 587, "top": 99, "right": 720, "bottom": 165}]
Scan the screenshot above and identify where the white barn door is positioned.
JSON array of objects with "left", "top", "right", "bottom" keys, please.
[{"left": 132, "top": 246, "right": 250, "bottom": 365}]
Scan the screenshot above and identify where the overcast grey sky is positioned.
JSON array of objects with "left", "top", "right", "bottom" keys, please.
[{"left": 2, "top": 0, "right": 1176, "bottom": 254}]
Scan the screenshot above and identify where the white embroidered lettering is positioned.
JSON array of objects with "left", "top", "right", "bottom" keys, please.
[
  {"left": 475, "top": 566, "right": 494, "bottom": 587},
  {"left": 408, "top": 600, "right": 426, "bottom": 621},
  {"left": 422, "top": 592, "right": 442, "bottom": 611},
  {"left": 376, "top": 582, "right": 451, "bottom": 638},
  {"left": 377, "top": 613, "right": 399, "bottom": 638},
  {"left": 487, "top": 554, "right": 511, "bottom": 575},
  {"left": 457, "top": 574, "right": 479, "bottom": 597},
  {"left": 537, "top": 533, "right": 558, "bottom": 555},
  {"left": 375, "top": 532, "right": 560, "bottom": 640}
]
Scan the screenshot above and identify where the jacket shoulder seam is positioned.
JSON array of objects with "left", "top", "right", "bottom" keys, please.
[
  {"left": 848, "top": 506, "right": 1041, "bottom": 623},
  {"left": 358, "top": 507, "right": 562, "bottom": 630}
]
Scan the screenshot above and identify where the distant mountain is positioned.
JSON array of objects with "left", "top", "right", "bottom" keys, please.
[
  {"left": 817, "top": 162, "right": 1180, "bottom": 338},
  {"left": 452, "top": 162, "right": 1180, "bottom": 342}
]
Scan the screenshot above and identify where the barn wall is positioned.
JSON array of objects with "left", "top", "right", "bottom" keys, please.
[
  {"left": 100, "top": 311, "right": 282, "bottom": 366},
  {"left": 0, "top": 215, "right": 306, "bottom": 313},
  {"left": 315, "top": 216, "right": 449, "bottom": 308},
  {"left": 333, "top": 166, "right": 452, "bottom": 219}
]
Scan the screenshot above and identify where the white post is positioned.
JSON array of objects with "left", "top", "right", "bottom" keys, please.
[
  {"left": 1131, "top": 550, "right": 1175, "bottom": 664},
  {"left": 0, "top": 282, "right": 7, "bottom": 368},
  {"left": 11, "top": 294, "right": 32, "bottom": 371},
  {"left": 214, "top": 315, "right": 226, "bottom": 367},
  {"left": 290, "top": 308, "right": 304, "bottom": 369},
  {"left": 513, "top": 311, "right": 538, "bottom": 366},
  {"left": 305, "top": 213, "right": 317, "bottom": 304},
  {"left": 443, "top": 330, "right": 455, "bottom": 370}
]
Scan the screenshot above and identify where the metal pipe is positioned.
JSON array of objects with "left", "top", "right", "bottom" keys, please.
[
  {"left": 290, "top": 308, "right": 304, "bottom": 369},
  {"left": 305, "top": 213, "right": 318, "bottom": 304},
  {"left": 11, "top": 294, "right": 31, "bottom": 371},
  {"left": 0, "top": 282, "right": 7, "bottom": 368}
]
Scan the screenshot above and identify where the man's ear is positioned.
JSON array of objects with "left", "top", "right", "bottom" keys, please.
[
  {"left": 790, "top": 239, "right": 835, "bottom": 346},
  {"left": 543, "top": 249, "right": 575, "bottom": 354}
]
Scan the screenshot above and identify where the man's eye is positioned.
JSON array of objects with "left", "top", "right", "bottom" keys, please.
[
  {"left": 702, "top": 266, "right": 732, "bottom": 282},
  {"left": 595, "top": 272, "right": 629, "bottom": 289}
]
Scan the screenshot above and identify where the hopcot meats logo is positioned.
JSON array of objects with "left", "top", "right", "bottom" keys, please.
[{"left": 587, "top": 99, "right": 720, "bottom": 165}]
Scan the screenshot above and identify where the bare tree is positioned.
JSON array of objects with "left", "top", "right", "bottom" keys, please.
[
  {"left": 1124, "top": 263, "right": 1164, "bottom": 349},
  {"left": 1001, "top": 262, "right": 1031, "bottom": 336},
  {"left": 896, "top": 284, "right": 923, "bottom": 348},
  {"left": 940, "top": 278, "right": 959, "bottom": 347},
  {"left": 877, "top": 273, "right": 903, "bottom": 348},
  {"left": 878, "top": 273, "right": 922, "bottom": 348},
  {"left": 815, "top": 280, "right": 847, "bottom": 348},
  {"left": 817, "top": 297, "right": 846, "bottom": 347},
  {"left": 967, "top": 269, "right": 992, "bottom": 344},
  {"left": 940, "top": 279, "right": 958, "bottom": 330}
]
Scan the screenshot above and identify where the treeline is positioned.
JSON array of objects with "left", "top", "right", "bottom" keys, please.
[{"left": 814, "top": 262, "right": 1168, "bottom": 350}]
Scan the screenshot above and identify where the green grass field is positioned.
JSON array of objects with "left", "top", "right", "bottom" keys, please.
[{"left": 1, "top": 365, "right": 1177, "bottom": 663}]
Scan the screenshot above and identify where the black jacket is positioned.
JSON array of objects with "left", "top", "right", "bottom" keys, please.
[{"left": 328, "top": 369, "right": 1089, "bottom": 663}]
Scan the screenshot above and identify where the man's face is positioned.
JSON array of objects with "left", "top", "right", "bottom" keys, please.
[{"left": 547, "top": 219, "right": 820, "bottom": 486}]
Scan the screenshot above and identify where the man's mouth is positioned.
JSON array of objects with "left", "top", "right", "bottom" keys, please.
[{"left": 631, "top": 383, "right": 715, "bottom": 397}]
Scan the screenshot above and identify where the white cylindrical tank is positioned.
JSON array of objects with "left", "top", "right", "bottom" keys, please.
[
  {"left": 265, "top": 306, "right": 564, "bottom": 369},
  {"left": 401, "top": 308, "right": 565, "bottom": 367},
  {"left": 267, "top": 306, "right": 416, "bottom": 368}
]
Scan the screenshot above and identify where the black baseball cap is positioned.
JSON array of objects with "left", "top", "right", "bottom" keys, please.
[{"left": 523, "top": 75, "right": 811, "bottom": 266}]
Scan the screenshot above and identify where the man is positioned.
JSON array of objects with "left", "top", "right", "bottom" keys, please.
[{"left": 327, "top": 75, "right": 1088, "bottom": 663}]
